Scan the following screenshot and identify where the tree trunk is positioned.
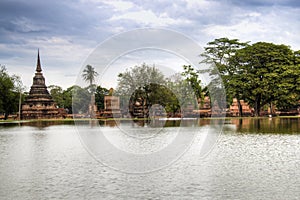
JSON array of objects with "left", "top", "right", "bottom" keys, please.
[
  {"left": 237, "top": 98, "right": 243, "bottom": 117},
  {"left": 18, "top": 91, "right": 22, "bottom": 120},
  {"left": 269, "top": 102, "right": 273, "bottom": 116},
  {"left": 90, "top": 94, "right": 95, "bottom": 118},
  {"left": 254, "top": 94, "right": 261, "bottom": 117},
  {"left": 4, "top": 112, "right": 8, "bottom": 120}
]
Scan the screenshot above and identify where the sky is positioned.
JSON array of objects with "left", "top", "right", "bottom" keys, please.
[{"left": 1, "top": 0, "right": 300, "bottom": 90}]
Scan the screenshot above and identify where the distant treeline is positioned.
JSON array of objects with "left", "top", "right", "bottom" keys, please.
[{"left": 1, "top": 38, "right": 299, "bottom": 119}]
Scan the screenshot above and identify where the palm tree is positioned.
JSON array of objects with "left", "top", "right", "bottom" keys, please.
[
  {"left": 82, "top": 65, "right": 98, "bottom": 118},
  {"left": 82, "top": 64, "right": 98, "bottom": 87}
]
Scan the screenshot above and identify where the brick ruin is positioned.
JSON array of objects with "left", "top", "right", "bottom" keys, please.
[
  {"left": 229, "top": 98, "right": 253, "bottom": 117},
  {"left": 21, "top": 51, "right": 61, "bottom": 120}
]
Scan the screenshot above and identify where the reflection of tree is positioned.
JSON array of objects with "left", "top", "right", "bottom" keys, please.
[{"left": 229, "top": 118, "right": 300, "bottom": 134}]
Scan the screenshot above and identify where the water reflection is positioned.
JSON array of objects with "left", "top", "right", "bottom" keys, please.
[
  {"left": 227, "top": 118, "right": 300, "bottom": 134},
  {"left": 0, "top": 117, "right": 299, "bottom": 134},
  {"left": 0, "top": 118, "right": 299, "bottom": 199}
]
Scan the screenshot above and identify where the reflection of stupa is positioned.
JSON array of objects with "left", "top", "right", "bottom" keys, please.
[{"left": 21, "top": 50, "right": 60, "bottom": 119}]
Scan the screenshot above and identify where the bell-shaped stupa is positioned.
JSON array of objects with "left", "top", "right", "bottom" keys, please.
[{"left": 21, "top": 50, "right": 60, "bottom": 119}]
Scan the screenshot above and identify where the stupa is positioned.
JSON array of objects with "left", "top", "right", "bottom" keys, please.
[{"left": 21, "top": 50, "right": 60, "bottom": 119}]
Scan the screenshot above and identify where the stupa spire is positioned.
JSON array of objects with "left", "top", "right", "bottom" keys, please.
[{"left": 36, "top": 49, "right": 42, "bottom": 72}]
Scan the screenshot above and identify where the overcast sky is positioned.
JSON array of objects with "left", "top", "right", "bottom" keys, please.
[{"left": 1, "top": 0, "right": 300, "bottom": 90}]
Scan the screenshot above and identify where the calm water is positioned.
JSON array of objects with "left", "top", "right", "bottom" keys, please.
[{"left": 0, "top": 118, "right": 300, "bottom": 199}]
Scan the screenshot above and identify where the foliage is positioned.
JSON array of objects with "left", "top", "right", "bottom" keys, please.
[
  {"left": 116, "top": 63, "right": 165, "bottom": 95},
  {"left": 95, "top": 85, "right": 109, "bottom": 110},
  {"left": 71, "top": 85, "right": 90, "bottom": 114},
  {"left": 82, "top": 64, "right": 99, "bottom": 117},
  {"left": 181, "top": 65, "right": 205, "bottom": 103},
  {"left": 165, "top": 73, "right": 197, "bottom": 114},
  {"left": 200, "top": 38, "right": 249, "bottom": 115},
  {"left": 82, "top": 64, "right": 98, "bottom": 88},
  {"left": 116, "top": 63, "right": 180, "bottom": 117},
  {"left": 201, "top": 38, "right": 300, "bottom": 116},
  {"left": 230, "top": 42, "right": 298, "bottom": 115},
  {"left": 49, "top": 85, "right": 64, "bottom": 108},
  {"left": 49, "top": 84, "right": 110, "bottom": 114},
  {"left": 0, "top": 65, "right": 21, "bottom": 119}
]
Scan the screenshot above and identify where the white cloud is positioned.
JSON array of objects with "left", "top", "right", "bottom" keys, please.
[
  {"left": 1, "top": 36, "right": 94, "bottom": 89},
  {"left": 11, "top": 17, "right": 47, "bottom": 32},
  {"left": 2, "top": 0, "right": 300, "bottom": 90},
  {"left": 203, "top": 19, "right": 266, "bottom": 39},
  {"left": 202, "top": 6, "right": 300, "bottom": 49},
  {"left": 184, "top": 0, "right": 217, "bottom": 10},
  {"left": 101, "top": 0, "right": 134, "bottom": 11},
  {"left": 110, "top": 9, "right": 191, "bottom": 27},
  {"left": 99, "top": 49, "right": 190, "bottom": 89}
]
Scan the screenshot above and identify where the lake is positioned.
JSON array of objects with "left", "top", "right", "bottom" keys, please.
[{"left": 0, "top": 118, "right": 299, "bottom": 199}]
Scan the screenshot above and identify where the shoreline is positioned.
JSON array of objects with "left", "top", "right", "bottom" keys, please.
[{"left": 0, "top": 115, "right": 299, "bottom": 124}]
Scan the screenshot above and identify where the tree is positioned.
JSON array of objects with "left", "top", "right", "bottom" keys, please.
[
  {"left": 0, "top": 65, "right": 20, "bottom": 119},
  {"left": 71, "top": 85, "right": 90, "bottom": 114},
  {"left": 49, "top": 85, "right": 64, "bottom": 108},
  {"left": 231, "top": 42, "right": 296, "bottom": 116},
  {"left": 200, "top": 38, "right": 249, "bottom": 116},
  {"left": 82, "top": 64, "right": 98, "bottom": 87},
  {"left": 62, "top": 86, "right": 73, "bottom": 113},
  {"left": 95, "top": 85, "right": 109, "bottom": 110},
  {"left": 181, "top": 65, "right": 205, "bottom": 106},
  {"left": 116, "top": 63, "right": 169, "bottom": 117},
  {"left": 82, "top": 64, "right": 98, "bottom": 117},
  {"left": 165, "top": 73, "right": 195, "bottom": 116},
  {"left": 13, "top": 75, "right": 25, "bottom": 120}
]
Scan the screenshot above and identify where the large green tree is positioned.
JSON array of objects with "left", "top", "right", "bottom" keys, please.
[
  {"left": 231, "top": 42, "right": 297, "bottom": 116},
  {"left": 200, "top": 38, "right": 249, "bottom": 116},
  {"left": 0, "top": 66, "right": 21, "bottom": 119},
  {"left": 116, "top": 63, "right": 174, "bottom": 117}
]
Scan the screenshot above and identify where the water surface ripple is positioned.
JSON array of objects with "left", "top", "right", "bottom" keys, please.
[{"left": 0, "top": 119, "right": 299, "bottom": 199}]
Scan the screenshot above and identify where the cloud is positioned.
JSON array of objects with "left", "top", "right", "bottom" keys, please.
[
  {"left": 99, "top": 49, "right": 190, "bottom": 89},
  {"left": 10, "top": 17, "right": 47, "bottom": 33},
  {"left": 1, "top": 0, "right": 300, "bottom": 89},
  {"left": 224, "top": 0, "right": 300, "bottom": 8},
  {"left": 110, "top": 9, "right": 191, "bottom": 27},
  {"left": 0, "top": 35, "right": 93, "bottom": 89},
  {"left": 102, "top": 0, "right": 135, "bottom": 11},
  {"left": 202, "top": 5, "right": 300, "bottom": 49}
]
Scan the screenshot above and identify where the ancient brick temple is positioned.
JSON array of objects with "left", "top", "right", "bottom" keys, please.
[
  {"left": 21, "top": 51, "right": 60, "bottom": 119},
  {"left": 229, "top": 98, "right": 252, "bottom": 116},
  {"left": 100, "top": 96, "right": 121, "bottom": 118}
]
